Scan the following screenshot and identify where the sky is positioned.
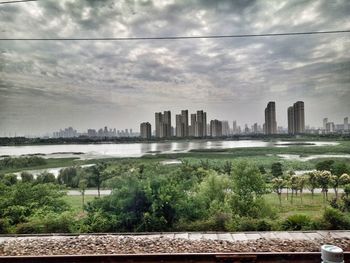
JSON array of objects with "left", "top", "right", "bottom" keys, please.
[{"left": 0, "top": 0, "right": 349, "bottom": 136}]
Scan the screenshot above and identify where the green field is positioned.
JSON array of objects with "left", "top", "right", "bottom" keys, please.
[{"left": 63, "top": 195, "right": 96, "bottom": 212}]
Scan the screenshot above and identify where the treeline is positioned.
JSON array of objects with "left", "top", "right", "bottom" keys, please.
[
  {"left": 0, "top": 156, "right": 46, "bottom": 170},
  {"left": 1, "top": 134, "right": 350, "bottom": 146}
]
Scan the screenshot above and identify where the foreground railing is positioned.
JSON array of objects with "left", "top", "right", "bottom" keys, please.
[{"left": 1, "top": 252, "right": 349, "bottom": 263}]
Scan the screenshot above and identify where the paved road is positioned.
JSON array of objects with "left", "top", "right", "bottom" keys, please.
[{"left": 1, "top": 231, "right": 349, "bottom": 244}]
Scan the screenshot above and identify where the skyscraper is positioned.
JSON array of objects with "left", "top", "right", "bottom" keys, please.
[
  {"left": 155, "top": 111, "right": 171, "bottom": 138},
  {"left": 222, "top": 121, "right": 230, "bottom": 136},
  {"left": 155, "top": 112, "right": 162, "bottom": 138},
  {"left": 181, "top": 110, "right": 189, "bottom": 137},
  {"left": 176, "top": 110, "right": 189, "bottom": 137},
  {"left": 210, "top": 119, "right": 222, "bottom": 137},
  {"left": 176, "top": 114, "right": 182, "bottom": 137},
  {"left": 293, "top": 101, "right": 305, "bottom": 134},
  {"left": 195, "top": 110, "right": 207, "bottom": 137},
  {"left": 163, "top": 111, "right": 171, "bottom": 137},
  {"left": 323, "top": 118, "right": 328, "bottom": 130},
  {"left": 140, "top": 122, "right": 151, "bottom": 139},
  {"left": 264, "top": 101, "right": 277, "bottom": 135},
  {"left": 189, "top": 113, "right": 196, "bottom": 136},
  {"left": 232, "top": 121, "right": 237, "bottom": 134},
  {"left": 287, "top": 106, "right": 294, "bottom": 134},
  {"left": 344, "top": 117, "right": 349, "bottom": 130},
  {"left": 288, "top": 101, "right": 305, "bottom": 134}
]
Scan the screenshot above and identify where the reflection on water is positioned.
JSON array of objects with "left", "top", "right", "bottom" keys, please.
[{"left": 0, "top": 140, "right": 339, "bottom": 160}]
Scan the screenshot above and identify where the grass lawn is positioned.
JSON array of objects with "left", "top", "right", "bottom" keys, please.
[
  {"left": 264, "top": 192, "right": 335, "bottom": 219},
  {"left": 63, "top": 195, "right": 96, "bottom": 212}
]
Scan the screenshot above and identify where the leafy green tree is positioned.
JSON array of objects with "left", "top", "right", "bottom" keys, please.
[
  {"left": 79, "top": 179, "right": 88, "bottom": 211},
  {"left": 1, "top": 174, "right": 18, "bottom": 186},
  {"left": 87, "top": 163, "right": 107, "bottom": 197},
  {"left": 289, "top": 175, "right": 299, "bottom": 204},
  {"left": 20, "top": 172, "right": 34, "bottom": 183},
  {"left": 316, "top": 171, "right": 331, "bottom": 203},
  {"left": 297, "top": 176, "right": 307, "bottom": 204},
  {"left": 331, "top": 162, "right": 349, "bottom": 176},
  {"left": 344, "top": 184, "right": 350, "bottom": 198},
  {"left": 35, "top": 172, "right": 56, "bottom": 184},
  {"left": 271, "top": 178, "right": 284, "bottom": 206},
  {"left": 230, "top": 162, "right": 268, "bottom": 217},
  {"left": 271, "top": 162, "right": 283, "bottom": 178},
  {"left": 306, "top": 171, "right": 318, "bottom": 199},
  {"left": 57, "top": 167, "right": 79, "bottom": 188},
  {"left": 316, "top": 160, "right": 334, "bottom": 172}
]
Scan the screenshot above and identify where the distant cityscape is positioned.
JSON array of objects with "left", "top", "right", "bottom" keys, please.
[{"left": 46, "top": 101, "right": 350, "bottom": 140}]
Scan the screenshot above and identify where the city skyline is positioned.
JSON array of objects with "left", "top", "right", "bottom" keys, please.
[{"left": 1, "top": 0, "right": 350, "bottom": 135}]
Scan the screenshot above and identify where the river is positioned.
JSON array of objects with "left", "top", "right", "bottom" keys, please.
[{"left": 0, "top": 140, "right": 338, "bottom": 159}]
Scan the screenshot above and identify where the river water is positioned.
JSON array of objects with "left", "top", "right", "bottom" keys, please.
[{"left": 0, "top": 140, "right": 338, "bottom": 159}]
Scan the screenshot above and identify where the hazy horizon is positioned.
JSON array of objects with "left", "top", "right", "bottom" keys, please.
[{"left": 1, "top": 0, "right": 350, "bottom": 136}]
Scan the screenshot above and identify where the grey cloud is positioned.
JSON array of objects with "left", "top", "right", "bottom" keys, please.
[{"left": 0, "top": 0, "right": 349, "bottom": 135}]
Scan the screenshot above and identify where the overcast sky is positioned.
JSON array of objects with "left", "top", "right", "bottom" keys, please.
[{"left": 0, "top": 0, "right": 349, "bottom": 136}]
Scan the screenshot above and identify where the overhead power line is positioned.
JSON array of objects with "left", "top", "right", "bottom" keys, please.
[
  {"left": 0, "top": 30, "right": 349, "bottom": 41},
  {"left": 0, "top": 0, "right": 37, "bottom": 4}
]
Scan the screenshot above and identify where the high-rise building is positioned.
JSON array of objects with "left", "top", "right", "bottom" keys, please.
[
  {"left": 288, "top": 101, "right": 305, "bottom": 134},
  {"left": 344, "top": 117, "right": 349, "bottom": 130},
  {"left": 155, "top": 112, "right": 162, "bottom": 138},
  {"left": 189, "top": 114, "right": 196, "bottom": 136},
  {"left": 222, "top": 121, "right": 230, "bottom": 136},
  {"left": 287, "top": 106, "right": 294, "bottom": 134},
  {"left": 163, "top": 111, "right": 171, "bottom": 137},
  {"left": 140, "top": 122, "right": 152, "bottom": 139},
  {"left": 253, "top": 123, "right": 258, "bottom": 134},
  {"left": 264, "top": 101, "right": 277, "bottom": 135},
  {"left": 155, "top": 111, "right": 171, "bottom": 138},
  {"left": 326, "top": 122, "right": 335, "bottom": 133},
  {"left": 176, "top": 114, "right": 182, "bottom": 137},
  {"left": 182, "top": 110, "right": 189, "bottom": 136},
  {"left": 210, "top": 119, "right": 222, "bottom": 137},
  {"left": 293, "top": 101, "right": 305, "bottom": 134},
  {"left": 232, "top": 121, "right": 237, "bottom": 134},
  {"left": 176, "top": 110, "right": 189, "bottom": 137},
  {"left": 189, "top": 110, "right": 207, "bottom": 138},
  {"left": 323, "top": 118, "right": 328, "bottom": 130}
]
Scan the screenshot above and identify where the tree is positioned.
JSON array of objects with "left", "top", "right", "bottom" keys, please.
[
  {"left": 297, "top": 176, "right": 307, "bottom": 204},
  {"left": 271, "top": 162, "right": 283, "bottom": 178},
  {"left": 316, "top": 160, "right": 334, "bottom": 172},
  {"left": 290, "top": 175, "right": 299, "bottom": 204},
  {"left": 331, "top": 162, "right": 349, "bottom": 176},
  {"left": 316, "top": 171, "right": 331, "bottom": 203},
  {"left": 271, "top": 178, "right": 284, "bottom": 206},
  {"left": 79, "top": 179, "right": 88, "bottom": 211},
  {"left": 88, "top": 163, "right": 107, "bottom": 197},
  {"left": 20, "top": 172, "right": 34, "bottom": 183},
  {"left": 57, "top": 167, "right": 79, "bottom": 188},
  {"left": 35, "top": 172, "right": 56, "bottom": 184},
  {"left": 230, "top": 162, "right": 267, "bottom": 217},
  {"left": 306, "top": 171, "right": 318, "bottom": 199}
]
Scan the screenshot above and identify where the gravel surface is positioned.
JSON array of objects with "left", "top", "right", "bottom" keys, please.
[{"left": 1, "top": 235, "right": 350, "bottom": 256}]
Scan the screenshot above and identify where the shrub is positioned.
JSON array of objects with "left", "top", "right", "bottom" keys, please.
[
  {"left": 16, "top": 222, "right": 43, "bottom": 234},
  {"left": 281, "top": 214, "right": 312, "bottom": 230},
  {"left": 0, "top": 218, "right": 10, "bottom": 234},
  {"left": 323, "top": 207, "right": 350, "bottom": 230},
  {"left": 228, "top": 217, "right": 273, "bottom": 231}
]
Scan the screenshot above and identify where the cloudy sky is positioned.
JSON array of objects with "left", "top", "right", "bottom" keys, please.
[{"left": 0, "top": 0, "right": 349, "bottom": 136}]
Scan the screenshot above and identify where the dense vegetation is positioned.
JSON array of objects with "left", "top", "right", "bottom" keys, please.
[{"left": 1, "top": 154, "right": 350, "bottom": 233}]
